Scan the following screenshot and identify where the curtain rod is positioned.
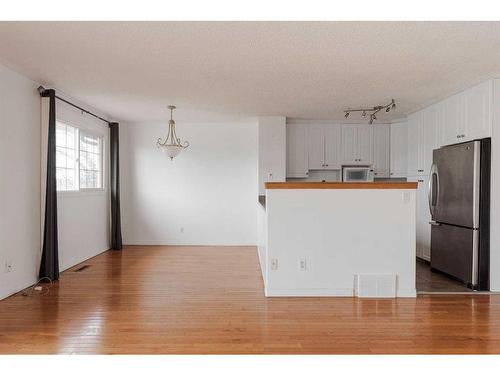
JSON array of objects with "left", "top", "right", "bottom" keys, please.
[{"left": 37, "top": 86, "right": 114, "bottom": 126}]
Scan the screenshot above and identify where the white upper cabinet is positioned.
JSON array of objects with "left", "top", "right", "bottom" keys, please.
[
  {"left": 372, "top": 124, "right": 390, "bottom": 178},
  {"left": 307, "top": 124, "right": 325, "bottom": 170},
  {"left": 390, "top": 120, "right": 407, "bottom": 177},
  {"left": 341, "top": 124, "right": 373, "bottom": 165},
  {"left": 441, "top": 92, "right": 461, "bottom": 146},
  {"left": 422, "top": 104, "right": 440, "bottom": 173},
  {"left": 440, "top": 80, "right": 492, "bottom": 146},
  {"left": 462, "top": 80, "right": 492, "bottom": 141},
  {"left": 406, "top": 111, "right": 422, "bottom": 175},
  {"left": 407, "top": 107, "right": 438, "bottom": 176},
  {"left": 286, "top": 123, "right": 308, "bottom": 178},
  {"left": 307, "top": 123, "right": 341, "bottom": 170},
  {"left": 324, "top": 125, "right": 342, "bottom": 169}
]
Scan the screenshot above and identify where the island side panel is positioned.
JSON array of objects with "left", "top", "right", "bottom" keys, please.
[{"left": 265, "top": 188, "right": 416, "bottom": 297}]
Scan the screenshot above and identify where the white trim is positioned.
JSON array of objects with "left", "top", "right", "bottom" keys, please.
[
  {"left": 265, "top": 288, "right": 416, "bottom": 298},
  {"left": 265, "top": 288, "right": 354, "bottom": 297}
]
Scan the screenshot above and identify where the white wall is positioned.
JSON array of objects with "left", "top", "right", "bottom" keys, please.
[
  {"left": 265, "top": 188, "right": 416, "bottom": 297},
  {"left": 55, "top": 100, "right": 111, "bottom": 271},
  {"left": 0, "top": 65, "right": 41, "bottom": 300},
  {"left": 258, "top": 116, "right": 286, "bottom": 195},
  {"left": 490, "top": 80, "right": 500, "bottom": 291},
  {"left": 121, "top": 120, "right": 258, "bottom": 245}
]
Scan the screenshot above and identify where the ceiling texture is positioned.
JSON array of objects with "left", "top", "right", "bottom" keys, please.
[{"left": 1, "top": 21, "right": 500, "bottom": 123}]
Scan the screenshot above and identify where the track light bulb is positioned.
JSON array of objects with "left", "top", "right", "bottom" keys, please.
[
  {"left": 373, "top": 114, "right": 377, "bottom": 120},
  {"left": 362, "top": 111, "right": 366, "bottom": 117},
  {"left": 385, "top": 107, "right": 391, "bottom": 113},
  {"left": 345, "top": 112, "right": 350, "bottom": 118}
]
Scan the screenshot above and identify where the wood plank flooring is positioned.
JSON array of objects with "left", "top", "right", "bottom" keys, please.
[
  {"left": 416, "top": 258, "right": 473, "bottom": 293},
  {"left": 1, "top": 245, "right": 500, "bottom": 354}
]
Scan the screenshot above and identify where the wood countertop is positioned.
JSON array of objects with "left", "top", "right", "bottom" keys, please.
[{"left": 265, "top": 182, "right": 418, "bottom": 189}]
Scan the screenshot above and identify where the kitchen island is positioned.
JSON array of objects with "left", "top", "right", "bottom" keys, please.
[{"left": 257, "top": 181, "right": 418, "bottom": 298}]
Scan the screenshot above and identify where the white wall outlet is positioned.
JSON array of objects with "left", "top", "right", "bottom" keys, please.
[
  {"left": 270, "top": 258, "right": 278, "bottom": 270},
  {"left": 4, "top": 260, "right": 13, "bottom": 273},
  {"left": 267, "top": 172, "right": 273, "bottom": 181},
  {"left": 299, "top": 259, "right": 307, "bottom": 271}
]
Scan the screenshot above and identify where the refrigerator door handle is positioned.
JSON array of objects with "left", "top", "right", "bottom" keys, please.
[{"left": 428, "top": 163, "right": 439, "bottom": 216}]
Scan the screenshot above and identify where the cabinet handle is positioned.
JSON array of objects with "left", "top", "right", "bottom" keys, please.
[
  {"left": 418, "top": 179, "right": 424, "bottom": 182},
  {"left": 390, "top": 173, "right": 394, "bottom": 175},
  {"left": 325, "top": 164, "right": 329, "bottom": 167}
]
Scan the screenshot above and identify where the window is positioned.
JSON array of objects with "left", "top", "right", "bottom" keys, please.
[
  {"left": 55, "top": 121, "right": 104, "bottom": 192},
  {"left": 79, "top": 131, "right": 102, "bottom": 189},
  {"left": 56, "top": 122, "right": 78, "bottom": 191}
]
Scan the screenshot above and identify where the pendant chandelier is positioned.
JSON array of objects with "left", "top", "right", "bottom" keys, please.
[{"left": 156, "top": 105, "right": 190, "bottom": 160}]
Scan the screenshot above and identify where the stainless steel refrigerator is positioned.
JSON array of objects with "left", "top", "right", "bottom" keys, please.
[{"left": 429, "top": 139, "right": 490, "bottom": 290}]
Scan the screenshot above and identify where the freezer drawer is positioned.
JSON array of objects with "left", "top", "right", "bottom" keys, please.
[{"left": 430, "top": 223, "right": 478, "bottom": 286}]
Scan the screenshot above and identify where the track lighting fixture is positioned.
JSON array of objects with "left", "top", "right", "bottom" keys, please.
[{"left": 343, "top": 99, "right": 396, "bottom": 124}]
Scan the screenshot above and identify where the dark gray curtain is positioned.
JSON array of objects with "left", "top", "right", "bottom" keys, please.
[
  {"left": 39, "top": 89, "right": 59, "bottom": 280},
  {"left": 109, "top": 122, "right": 123, "bottom": 250}
]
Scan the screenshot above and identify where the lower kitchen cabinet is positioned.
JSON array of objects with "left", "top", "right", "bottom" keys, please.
[{"left": 408, "top": 175, "right": 431, "bottom": 261}]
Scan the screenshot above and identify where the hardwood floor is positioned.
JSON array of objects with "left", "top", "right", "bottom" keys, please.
[
  {"left": 416, "top": 258, "right": 473, "bottom": 293},
  {"left": 1, "top": 245, "right": 500, "bottom": 354}
]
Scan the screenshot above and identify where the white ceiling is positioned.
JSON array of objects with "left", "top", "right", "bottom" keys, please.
[{"left": 1, "top": 21, "right": 500, "bottom": 123}]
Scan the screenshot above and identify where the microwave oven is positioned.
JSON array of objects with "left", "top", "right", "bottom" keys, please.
[{"left": 342, "top": 166, "right": 374, "bottom": 182}]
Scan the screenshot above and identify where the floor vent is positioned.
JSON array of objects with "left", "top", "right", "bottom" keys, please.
[
  {"left": 355, "top": 274, "right": 397, "bottom": 298},
  {"left": 73, "top": 265, "right": 91, "bottom": 272}
]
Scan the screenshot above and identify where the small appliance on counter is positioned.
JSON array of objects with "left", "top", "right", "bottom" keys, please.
[{"left": 342, "top": 165, "right": 374, "bottom": 182}]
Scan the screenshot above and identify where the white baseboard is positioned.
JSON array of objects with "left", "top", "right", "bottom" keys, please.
[
  {"left": 265, "top": 288, "right": 417, "bottom": 298},
  {"left": 265, "top": 288, "right": 354, "bottom": 297},
  {"left": 396, "top": 288, "right": 417, "bottom": 298},
  {"left": 123, "top": 240, "right": 257, "bottom": 247}
]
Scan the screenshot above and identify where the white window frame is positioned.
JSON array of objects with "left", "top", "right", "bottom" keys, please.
[
  {"left": 78, "top": 128, "right": 105, "bottom": 192},
  {"left": 55, "top": 120, "right": 105, "bottom": 195}
]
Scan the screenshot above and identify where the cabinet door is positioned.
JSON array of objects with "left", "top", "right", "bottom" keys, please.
[
  {"left": 324, "top": 124, "right": 342, "bottom": 169},
  {"left": 418, "top": 175, "right": 431, "bottom": 261},
  {"left": 390, "top": 121, "right": 407, "bottom": 177},
  {"left": 441, "top": 93, "right": 461, "bottom": 146},
  {"left": 286, "top": 123, "right": 309, "bottom": 178},
  {"left": 422, "top": 105, "right": 439, "bottom": 175},
  {"left": 356, "top": 125, "right": 373, "bottom": 165},
  {"left": 341, "top": 125, "right": 358, "bottom": 164},
  {"left": 307, "top": 124, "right": 325, "bottom": 170},
  {"left": 407, "top": 176, "right": 422, "bottom": 258},
  {"left": 463, "top": 80, "right": 492, "bottom": 141},
  {"left": 407, "top": 112, "right": 421, "bottom": 175},
  {"left": 372, "top": 124, "right": 390, "bottom": 177}
]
